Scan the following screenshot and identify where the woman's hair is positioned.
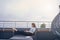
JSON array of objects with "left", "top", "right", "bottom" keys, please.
[{"left": 32, "top": 23, "right": 36, "bottom": 27}]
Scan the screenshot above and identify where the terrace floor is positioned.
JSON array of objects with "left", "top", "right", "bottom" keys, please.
[
  {"left": 35, "top": 31, "right": 58, "bottom": 40},
  {"left": 0, "top": 31, "right": 60, "bottom": 40}
]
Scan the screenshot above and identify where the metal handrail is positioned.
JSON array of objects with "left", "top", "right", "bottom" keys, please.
[
  {"left": 0, "top": 21, "right": 51, "bottom": 28},
  {"left": 0, "top": 21, "right": 51, "bottom": 22}
]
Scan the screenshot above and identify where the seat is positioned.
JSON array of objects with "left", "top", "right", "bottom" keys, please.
[{"left": 10, "top": 28, "right": 37, "bottom": 40}]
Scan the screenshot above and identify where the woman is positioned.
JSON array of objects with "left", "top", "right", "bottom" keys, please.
[{"left": 13, "top": 23, "right": 36, "bottom": 36}]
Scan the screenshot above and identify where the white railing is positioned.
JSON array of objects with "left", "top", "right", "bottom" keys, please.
[{"left": 0, "top": 21, "right": 51, "bottom": 28}]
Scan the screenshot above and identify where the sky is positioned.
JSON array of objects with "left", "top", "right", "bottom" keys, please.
[{"left": 0, "top": 0, "right": 59, "bottom": 21}]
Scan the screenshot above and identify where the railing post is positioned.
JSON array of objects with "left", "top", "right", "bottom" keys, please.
[
  {"left": 38, "top": 21, "right": 39, "bottom": 28},
  {"left": 15, "top": 21, "right": 16, "bottom": 28},
  {"left": 27, "top": 22, "right": 28, "bottom": 28},
  {"left": 3, "top": 22, "right": 4, "bottom": 32}
]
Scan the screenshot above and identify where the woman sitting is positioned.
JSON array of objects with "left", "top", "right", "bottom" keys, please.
[{"left": 13, "top": 23, "right": 36, "bottom": 36}]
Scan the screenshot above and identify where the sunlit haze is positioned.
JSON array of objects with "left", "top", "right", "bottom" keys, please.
[{"left": 0, "top": 0, "right": 59, "bottom": 21}]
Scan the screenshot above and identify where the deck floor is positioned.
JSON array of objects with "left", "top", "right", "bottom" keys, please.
[
  {"left": 0, "top": 31, "right": 60, "bottom": 40},
  {"left": 35, "top": 31, "right": 59, "bottom": 40}
]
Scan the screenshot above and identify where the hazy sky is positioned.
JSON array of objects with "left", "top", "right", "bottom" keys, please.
[{"left": 0, "top": 0, "right": 59, "bottom": 21}]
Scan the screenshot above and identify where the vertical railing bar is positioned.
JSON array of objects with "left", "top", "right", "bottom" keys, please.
[
  {"left": 38, "top": 21, "right": 39, "bottom": 28},
  {"left": 26, "top": 21, "right": 29, "bottom": 28},
  {"left": 3, "top": 22, "right": 4, "bottom": 32},
  {"left": 15, "top": 21, "right": 16, "bottom": 28}
]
